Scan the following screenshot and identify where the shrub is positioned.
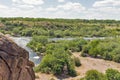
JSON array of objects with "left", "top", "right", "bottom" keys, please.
[
  {"left": 74, "top": 57, "right": 81, "bottom": 67},
  {"left": 82, "top": 38, "right": 120, "bottom": 63},
  {"left": 102, "top": 52, "right": 113, "bottom": 60},
  {"left": 113, "top": 54, "right": 120, "bottom": 63},
  {"left": 85, "top": 70, "right": 106, "bottom": 80},
  {"left": 106, "top": 68, "right": 120, "bottom": 80},
  {"left": 81, "top": 69, "right": 120, "bottom": 80},
  {"left": 67, "top": 58, "right": 77, "bottom": 77},
  {"left": 35, "top": 47, "right": 77, "bottom": 76}
]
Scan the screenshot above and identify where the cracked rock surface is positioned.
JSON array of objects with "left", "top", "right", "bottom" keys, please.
[{"left": 0, "top": 33, "right": 35, "bottom": 80}]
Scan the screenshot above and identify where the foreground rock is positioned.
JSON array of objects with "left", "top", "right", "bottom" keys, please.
[{"left": 0, "top": 33, "right": 35, "bottom": 80}]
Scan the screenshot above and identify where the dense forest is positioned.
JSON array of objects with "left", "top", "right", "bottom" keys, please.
[{"left": 0, "top": 17, "right": 120, "bottom": 79}]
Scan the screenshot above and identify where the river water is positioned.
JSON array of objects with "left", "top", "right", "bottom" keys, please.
[
  {"left": 10, "top": 37, "right": 41, "bottom": 66},
  {"left": 10, "top": 36, "right": 109, "bottom": 66},
  {"left": 49, "top": 37, "right": 106, "bottom": 41}
]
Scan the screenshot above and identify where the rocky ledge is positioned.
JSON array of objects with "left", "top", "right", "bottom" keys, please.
[{"left": 0, "top": 33, "right": 35, "bottom": 80}]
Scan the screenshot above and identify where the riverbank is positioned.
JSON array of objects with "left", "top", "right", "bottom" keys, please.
[{"left": 9, "top": 36, "right": 41, "bottom": 66}]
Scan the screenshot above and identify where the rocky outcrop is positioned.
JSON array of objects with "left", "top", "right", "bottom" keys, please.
[{"left": 0, "top": 33, "right": 35, "bottom": 80}]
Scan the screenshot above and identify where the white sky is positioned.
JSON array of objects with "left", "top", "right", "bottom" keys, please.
[{"left": 0, "top": 0, "right": 120, "bottom": 20}]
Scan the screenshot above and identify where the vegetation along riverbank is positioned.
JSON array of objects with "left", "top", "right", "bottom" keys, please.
[{"left": 0, "top": 18, "right": 120, "bottom": 80}]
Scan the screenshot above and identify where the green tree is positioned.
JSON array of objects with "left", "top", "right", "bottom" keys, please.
[
  {"left": 85, "top": 70, "right": 106, "bottom": 80},
  {"left": 106, "top": 69, "right": 120, "bottom": 80}
]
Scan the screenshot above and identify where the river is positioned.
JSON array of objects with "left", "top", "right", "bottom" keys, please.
[
  {"left": 49, "top": 37, "right": 106, "bottom": 41},
  {"left": 10, "top": 37, "right": 41, "bottom": 66},
  {"left": 10, "top": 36, "right": 110, "bottom": 66}
]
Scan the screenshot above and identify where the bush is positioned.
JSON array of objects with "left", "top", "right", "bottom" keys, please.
[
  {"left": 114, "top": 73, "right": 120, "bottom": 80},
  {"left": 35, "top": 47, "right": 77, "bottom": 76},
  {"left": 85, "top": 70, "right": 107, "bottom": 80},
  {"left": 67, "top": 58, "right": 77, "bottom": 77},
  {"left": 74, "top": 57, "right": 81, "bottom": 67},
  {"left": 68, "top": 39, "right": 87, "bottom": 52},
  {"left": 36, "top": 53, "right": 64, "bottom": 74},
  {"left": 113, "top": 54, "right": 120, "bottom": 63},
  {"left": 32, "top": 36, "right": 48, "bottom": 45},
  {"left": 102, "top": 52, "right": 113, "bottom": 60},
  {"left": 82, "top": 38, "right": 120, "bottom": 63},
  {"left": 27, "top": 36, "right": 48, "bottom": 55},
  {"left": 106, "top": 68, "right": 120, "bottom": 80},
  {"left": 81, "top": 69, "right": 120, "bottom": 80},
  {"left": 81, "top": 45, "right": 90, "bottom": 57},
  {"left": 68, "top": 69, "right": 77, "bottom": 77}
]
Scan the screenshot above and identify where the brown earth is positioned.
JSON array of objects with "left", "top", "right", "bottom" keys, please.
[
  {"left": 0, "top": 23, "right": 4, "bottom": 27},
  {"left": 35, "top": 52, "right": 120, "bottom": 80}
]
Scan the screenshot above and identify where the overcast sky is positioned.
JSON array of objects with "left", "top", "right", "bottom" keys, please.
[{"left": 0, "top": 0, "right": 120, "bottom": 19}]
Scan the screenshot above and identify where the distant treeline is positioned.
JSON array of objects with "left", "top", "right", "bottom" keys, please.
[
  {"left": 0, "top": 17, "right": 120, "bottom": 23},
  {"left": 0, "top": 18, "right": 120, "bottom": 37}
]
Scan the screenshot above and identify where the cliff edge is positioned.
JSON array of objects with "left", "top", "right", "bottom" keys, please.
[{"left": 0, "top": 33, "right": 35, "bottom": 80}]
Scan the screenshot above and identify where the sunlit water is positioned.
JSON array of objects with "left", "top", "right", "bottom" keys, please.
[{"left": 10, "top": 37, "right": 41, "bottom": 66}]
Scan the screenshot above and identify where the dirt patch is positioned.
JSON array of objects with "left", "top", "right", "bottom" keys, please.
[
  {"left": 0, "top": 23, "right": 4, "bottom": 27},
  {"left": 35, "top": 73, "right": 57, "bottom": 80},
  {"left": 35, "top": 52, "right": 120, "bottom": 80}
]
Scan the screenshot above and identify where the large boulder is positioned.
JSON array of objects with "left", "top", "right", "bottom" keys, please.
[{"left": 0, "top": 33, "right": 35, "bottom": 80}]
